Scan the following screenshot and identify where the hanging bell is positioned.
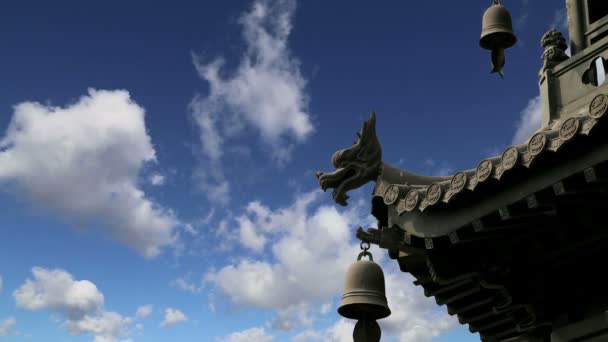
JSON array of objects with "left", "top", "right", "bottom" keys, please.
[
  {"left": 338, "top": 246, "right": 391, "bottom": 321},
  {"left": 480, "top": 0, "right": 517, "bottom": 51}
]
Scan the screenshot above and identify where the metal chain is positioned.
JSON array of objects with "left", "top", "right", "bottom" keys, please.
[
  {"left": 358, "top": 241, "right": 373, "bottom": 261},
  {"left": 360, "top": 241, "right": 370, "bottom": 251}
]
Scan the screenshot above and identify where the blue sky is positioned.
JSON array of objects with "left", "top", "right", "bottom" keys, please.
[{"left": 0, "top": 1, "right": 568, "bottom": 341}]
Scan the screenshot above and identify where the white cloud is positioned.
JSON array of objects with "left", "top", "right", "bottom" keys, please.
[
  {"left": 135, "top": 305, "right": 153, "bottom": 319},
  {"left": 0, "top": 274, "right": 3, "bottom": 293},
  {"left": 66, "top": 311, "right": 132, "bottom": 338},
  {"left": 148, "top": 173, "right": 166, "bottom": 186},
  {"left": 287, "top": 320, "right": 355, "bottom": 342},
  {"left": 160, "top": 308, "right": 188, "bottom": 327},
  {"left": 206, "top": 190, "right": 361, "bottom": 312},
  {"left": 13, "top": 267, "right": 133, "bottom": 341},
  {"left": 320, "top": 303, "right": 332, "bottom": 315},
  {"left": 270, "top": 303, "right": 314, "bottom": 332},
  {"left": 237, "top": 216, "right": 267, "bottom": 252},
  {"left": 206, "top": 189, "right": 458, "bottom": 340},
  {"left": 14, "top": 267, "right": 104, "bottom": 319},
  {"left": 0, "top": 317, "right": 16, "bottom": 336},
  {"left": 206, "top": 190, "right": 369, "bottom": 334},
  {"left": 194, "top": 166, "right": 231, "bottom": 205},
  {"left": 512, "top": 96, "right": 542, "bottom": 145},
  {"left": 191, "top": 0, "right": 313, "bottom": 203},
  {"left": 219, "top": 327, "right": 273, "bottom": 342},
  {"left": 0, "top": 88, "right": 178, "bottom": 257},
  {"left": 379, "top": 267, "right": 458, "bottom": 342},
  {"left": 235, "top": 191, "right": 318, "bottom": 253},
  {"left": 323, "top": 319, "right": 355, "bottom": 342},
  {"left": 292, "top": 330, "right": 322, "bottom": 342}
]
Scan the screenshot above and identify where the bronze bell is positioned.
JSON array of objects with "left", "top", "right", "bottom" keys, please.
[
  {"left": 338, "top": 248, "right": 391, "bottom": 321},
  {"left": 480, "top": 0, "right": 517, "bottom": 51}
]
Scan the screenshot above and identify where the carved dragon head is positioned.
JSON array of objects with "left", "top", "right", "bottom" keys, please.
[{"left": 316, "top": 112, "right": 382, "bottom": 206}]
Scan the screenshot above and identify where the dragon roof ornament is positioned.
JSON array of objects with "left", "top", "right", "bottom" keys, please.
[
  {"left": 316, "top": 112, "right": 448, "bottom": 207},
  {"left": 316, "top": 112, "right": 382, "bottom": 206}
]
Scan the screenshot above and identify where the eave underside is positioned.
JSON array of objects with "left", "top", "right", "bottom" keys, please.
[{"left": 368, "top": 115, "right": 608, "bottom": 341}]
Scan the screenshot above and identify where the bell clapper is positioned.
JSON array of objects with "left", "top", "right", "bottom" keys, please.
[
  {"left": 491, "top": 48, "right": 506, "bottom": 78},
  {"left": 353, "top": 319, "right": 381, "bottom": 342}
]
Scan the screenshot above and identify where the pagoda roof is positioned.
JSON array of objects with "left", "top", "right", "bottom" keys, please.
[
  {"left": 316, "top": 96, "right": 608, "bottom": 341},
  {"left": 372, "top": 104, "right": 608, "bottom": 240},
  {"left": 317, "top": 94, "right": 608, "bottom": 242}
]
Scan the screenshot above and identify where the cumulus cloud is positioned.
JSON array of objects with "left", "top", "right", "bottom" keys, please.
[
  {"left": 219, "top": 327, "right": 274, "bottom": 342},
  {"left": 13, "top": 267, "right": 133, "bottom": 341},
  {"left": 160, "top": 308, "right": 188, "bottom": 327},
  {"left": 206, "top": 190, "right": 361, "bottom": 313},
  {"left": 14, "top": 267, "right": 104, "bottom": 319},
  {"left": 323, "top": 319, "right": 355, "bottom": 342},
  {"left": 205, "top": 190, "right": 367, "bottom": 334},
  {"left": 380, "top": 267, "right": 457, "bottom": 341},
  {"left": 0, "top": 88, "right": 178, "bottom": 257},
  {"left": 270, "top": 303, "right": 314, "bottom": 332},
  {"left": 206, "top": 189, "right": 458, "bottom": 340},
  {"left": 512, "top": 96, "right": 542, "bottom": 145},
  {"left": 66, "top": 311, "right": 132, "bottom": 338},
  {"left": 135, "top": 305, "right": 153, "bottom": 319},
  {"left": 236, "top": 190, "right": 319, "bottom": 253},
  {"left": 0, "top": 317, "right": 16, "bottom": 336},
  {"left": 190, "top": 0, "right": 313, "bottom": 204}
]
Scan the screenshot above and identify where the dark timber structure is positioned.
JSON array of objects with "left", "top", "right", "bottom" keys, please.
[{"left": 317, "top": 1, "right": 608, "bottom": 341}]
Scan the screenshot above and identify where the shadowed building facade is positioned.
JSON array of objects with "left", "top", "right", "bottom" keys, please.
[{"left": 317, "top": 1, "right": 608, "bottom": 341}]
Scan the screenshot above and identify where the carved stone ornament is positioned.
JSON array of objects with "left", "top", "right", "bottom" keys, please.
[
  {"left": 404, "top": 190, "right": 420, "bottom": 212},
  {"left": 426, "top": 183, "right": 443, "bottom": 205},
  {"left": 559, "top": 117, "right": 579, "bottom": 141},
  {"left": 528, "top": 133, "right": 546, "bottom": 156},
  {"left": 502, "top": 147, "right": 519, "bottom": 170},
  {"left": 589, "top": 94, "right": 608, "bottom": 119},
  {"left": 477, "top": 160, "right": 493, "bottom": 182},
  {"left": 450, "top": 172, "right": 467, "bottom": 194},
  {"left": 539, "top": 29, "right": 569, "bottom": 76},
  {"left": 384, "top": 185, "right": 400, "bottom": 205},
  {"left": 316, "top": 112, "right": 382, "bottom": 206}
]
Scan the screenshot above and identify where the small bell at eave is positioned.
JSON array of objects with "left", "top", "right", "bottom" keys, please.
[
  {"left": 480, "top": 0, "right": 518, "bottom": 78},
  {"left": 338, "top": 248, "right": 391, "bottom": 321}
]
